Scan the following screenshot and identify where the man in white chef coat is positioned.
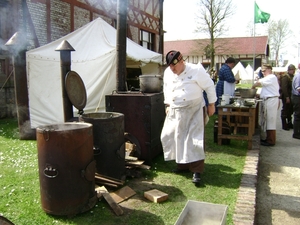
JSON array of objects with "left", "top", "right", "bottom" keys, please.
[{"left": 160, "top": 50, "right": 217, "bottom": 185}]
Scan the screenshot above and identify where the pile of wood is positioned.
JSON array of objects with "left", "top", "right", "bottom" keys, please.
[
  {"left": 95, "top": 185, "right": 136, "bottom": 216},
  {"left": 125, "top": 141, "right": 150, "bottom": 170},
  {"left": 94, "top": 173, "right": 124, "bottom": 188},
  {"left": 93, "top": 141, "right": 150, "bottom": 188},
  {"left": 93, "top": 142, "right": 170, "bottom": 216}
]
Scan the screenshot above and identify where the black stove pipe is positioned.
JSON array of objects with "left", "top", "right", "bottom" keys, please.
[
  {"left": 116, "top": 0, "right": 128, "bottom": 92},
  {"left": 55, "top": 40, "right": 75, "bottom": 122}
]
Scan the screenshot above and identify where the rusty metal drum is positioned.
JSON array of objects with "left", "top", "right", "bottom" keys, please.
[
  {"left": 36, "top": 122, "right": 97, "bottom": 216},
  {"left": 82, "top": 112, "right": 125, "bottom": 180}
]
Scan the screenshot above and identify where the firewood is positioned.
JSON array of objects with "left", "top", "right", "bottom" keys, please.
[{"left": 95, "top": 173, "right": 125, "bottom": 184}]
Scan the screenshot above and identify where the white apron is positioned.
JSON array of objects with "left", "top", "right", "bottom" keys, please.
[
  {"left": 224, "top": 81, "right": 235, "bottom": 96},
  {"left": 259, "top": 97, "right": 279, "bottom": 131},
  {"left": 160, "top": 98, "right": 205, "bottom": 163}
]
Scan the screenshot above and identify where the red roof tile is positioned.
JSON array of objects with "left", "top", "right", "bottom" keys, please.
[{"left": 164, "top": 36, "right": 268, "bottom": 56}]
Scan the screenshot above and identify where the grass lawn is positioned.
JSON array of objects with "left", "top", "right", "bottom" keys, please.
[{"left": 0, "top": 116, "right": 248, "bottom": 225}]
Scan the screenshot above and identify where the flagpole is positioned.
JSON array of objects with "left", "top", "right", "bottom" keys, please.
[
  {"left": 252, "top": 1, "right": 256, "bottom": 84},
  {"left": 253, "top": 1, "right": 271, "bottom": 83}
]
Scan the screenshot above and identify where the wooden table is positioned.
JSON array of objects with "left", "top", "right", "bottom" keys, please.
[{"left": 217, "top": 102, "right": 258, "bottom": 149}]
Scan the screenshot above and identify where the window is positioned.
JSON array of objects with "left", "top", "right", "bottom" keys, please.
[
  {"left": 192, "top": 56, "right": 199, "bottom": 64},
  {"left": 204, "top": 45, "right": 211, "bottom": 59},
  {"left": 140, "top": 30, "right": 154, "bottom": 50}
]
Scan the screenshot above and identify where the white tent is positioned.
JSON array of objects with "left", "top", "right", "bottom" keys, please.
[
  {"left": 245, "top": 64, "right": 254, "bottom": 80},
  {"left": 232, "top": 62, "right": 252, "bottom": 80},
  {"left": 27, "top": 17, "right": 162, "bottom": 128}
]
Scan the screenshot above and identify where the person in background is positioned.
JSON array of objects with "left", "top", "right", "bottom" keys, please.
[
  {"left": 258, "top": 69, "right": 264, "bottom": 79},
  {"left": 215, "top": 57, "right": 239, "bottom": 113},
  {"left": 291, "top": 68, "right": 300, "bottom": 139},
  {"left": 161, "top": 50, "right": 217, "bottom": 185},
  {"left": 209, "top": 68, "right": 217, "bottom": 84},
  {"left": 279, "top": 64, "right": 296, "bottom": 130},
  {"left": 252, "top": 64, "right": 280, "bottom": 146}
]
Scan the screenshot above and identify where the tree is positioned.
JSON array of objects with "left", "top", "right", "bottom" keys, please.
[
  {"left": 195, "top": 0, "right": 234, "bottom": 70},
  {"left": 268, "top": 19, "right": 291, "bottom": 67}
]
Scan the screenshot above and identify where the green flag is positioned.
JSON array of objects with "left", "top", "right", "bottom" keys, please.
[{"left": 254, "top": 2, "right": 270, "bottom": 23}]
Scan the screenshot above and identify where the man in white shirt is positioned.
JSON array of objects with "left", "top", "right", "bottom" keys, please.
[
  {"left": 161, "top": 50, "right": 217, "bottom": 185},
  {"left": 252, "top": 64, "right": 280, "bottom": 146}
]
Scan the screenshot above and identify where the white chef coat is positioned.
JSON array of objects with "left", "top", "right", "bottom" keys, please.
[
  {"left": 258, "top": 74, "right": 280, "bottom": 131},
  {"left": 161, "top": 63, "right": 217, "bottom": 163}
]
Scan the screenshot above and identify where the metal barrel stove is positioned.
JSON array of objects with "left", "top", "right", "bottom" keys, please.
[
  {"left": 82, "top": 112, "right": 126, "bottom": 180},
  {"left": 36, "top": 122, "right": 97, "bottom": 216}
]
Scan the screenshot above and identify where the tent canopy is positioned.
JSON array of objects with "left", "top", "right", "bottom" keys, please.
[
  {"left": 27, "top": 17, "right": 162, "bottom": 128},
  {"left": 232, "top": 62, "right": 253, "bottom": 80}
]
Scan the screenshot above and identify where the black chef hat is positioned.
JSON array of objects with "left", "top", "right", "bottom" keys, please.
[{"left": 166, "top": 50, "right": 183, "bottom": 66}]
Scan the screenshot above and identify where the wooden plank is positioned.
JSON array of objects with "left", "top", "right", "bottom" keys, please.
[
  {"left": 102, "top": 192, "right": 124, "bottom": 216},
  {"left": 95, "top": 179, "right": 119, "bottom": 188},
  {"left": 95, "top": 174, "right": 124, "bottom": 186},
  {"left": 125, "top": 155, "right": 138, "bottom": 161},
  {"left": 125, "top": 160, "right": 151, "bottom": 170},
  {"left": 144, "top": 189, "right": 168, "bottom": 203},
  {"left": 125, "top": 160, "right": 144, "bottom": 165},
  {"left": 110, "top": 186, "right": 136, "bottom": 204},
  {"left": 137, "top": 164, "right": 151, "bottom": 170},
  {"left": 95, "top": 185, "right": 108, "bottom": 198}
]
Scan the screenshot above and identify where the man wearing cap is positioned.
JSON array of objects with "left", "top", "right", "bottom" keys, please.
[
  {"left": 160, "top": 50, "right": 217, "bottom": 185},
  {"left": 279, "top": 64, "right": 296, "bottom": 130},
  {"left": 292, "top": 68, "right": 300, "bottom": 139},
  {"left": 252, "top": 64, "right": 280, "bottom": 146}
]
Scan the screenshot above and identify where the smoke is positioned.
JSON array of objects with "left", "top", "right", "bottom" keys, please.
[
  {"left": 88, "top": 0, "right": 99, "bottom": 6},
  {"left": 0, "top": 38, "right": 8, "bottom": 51},
  {"left": 5, "top": 31, "right": 29, "bottom": 56}
]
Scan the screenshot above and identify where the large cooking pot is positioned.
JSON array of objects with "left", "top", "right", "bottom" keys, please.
[
  {"left": 81, "top": 112, "right": 126, "bottom": 180},
  {"left": 237, "top": 88, "right": 257, "bottom": 98},
  {"left": 139, "top": 75, "right": 162, "bottom": 93},
  {"left": 36, "top": 122, "right": 97, "bottom": 216}
]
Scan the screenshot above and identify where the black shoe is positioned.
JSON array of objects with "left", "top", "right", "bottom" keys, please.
[
  {"left": 282, "top": 127, "right": 290, "bottom": 131},
  {"left": 292, "top": 134, "right": 300, "bottom": 139},
  {"left": 260, "top": 139, "right": 267, "bottom": 142},
  {"left": 192, "top": 173, "right": 201, "bottom": 183},
  {"left": 288, "top": 123, "right": 293, "bottom": 129},
  {"left": 171, "top": 168, "right": 189, "bottom": 174},
  {"left": 260, "top": 141, "right": 274, "bottom": 146}
]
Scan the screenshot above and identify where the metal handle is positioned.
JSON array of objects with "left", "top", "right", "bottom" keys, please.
[
  {"left": 42, "top": 129, "right": 50, "bottom": 141},
  {"left": 115, "top": 143, "right": 125, "bottom": 160},
  {"left": 93, "top": 146, "right": 101, "bottom": 155},
  {"left": 43, "top": 165, "right": 58, "bottom": 178}
]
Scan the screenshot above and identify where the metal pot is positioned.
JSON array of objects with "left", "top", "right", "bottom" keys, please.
[
  {"left": 81, "top": 112, "right": 126, "bottom": 180},
  {"left": 139, "top": 75, "right": 162, "bottom": 93},
  {"left": 237, "top": 88, "right": 257, "bottom": 98},
  {"left": 36, "top": 122, "right": 97, "bottom": 216}
]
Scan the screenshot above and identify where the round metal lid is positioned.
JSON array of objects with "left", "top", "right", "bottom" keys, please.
[{"left": 65, "top": 71, "right": 87, "bottom": 111}]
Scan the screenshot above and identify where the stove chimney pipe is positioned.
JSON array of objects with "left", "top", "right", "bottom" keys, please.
[
  {"left": 5, "top": 31, "right": 35, "bottom": 140},
  {"left": 55, "top": 40, "right": 75, "bottom": 122},
  {"left": 116, "top": 0, "right": 128, "bottom": 92}
]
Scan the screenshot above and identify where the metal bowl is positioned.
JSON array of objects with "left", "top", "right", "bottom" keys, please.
[{"left": 238, "top": 88, "right": 257, "bottom": 98}]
